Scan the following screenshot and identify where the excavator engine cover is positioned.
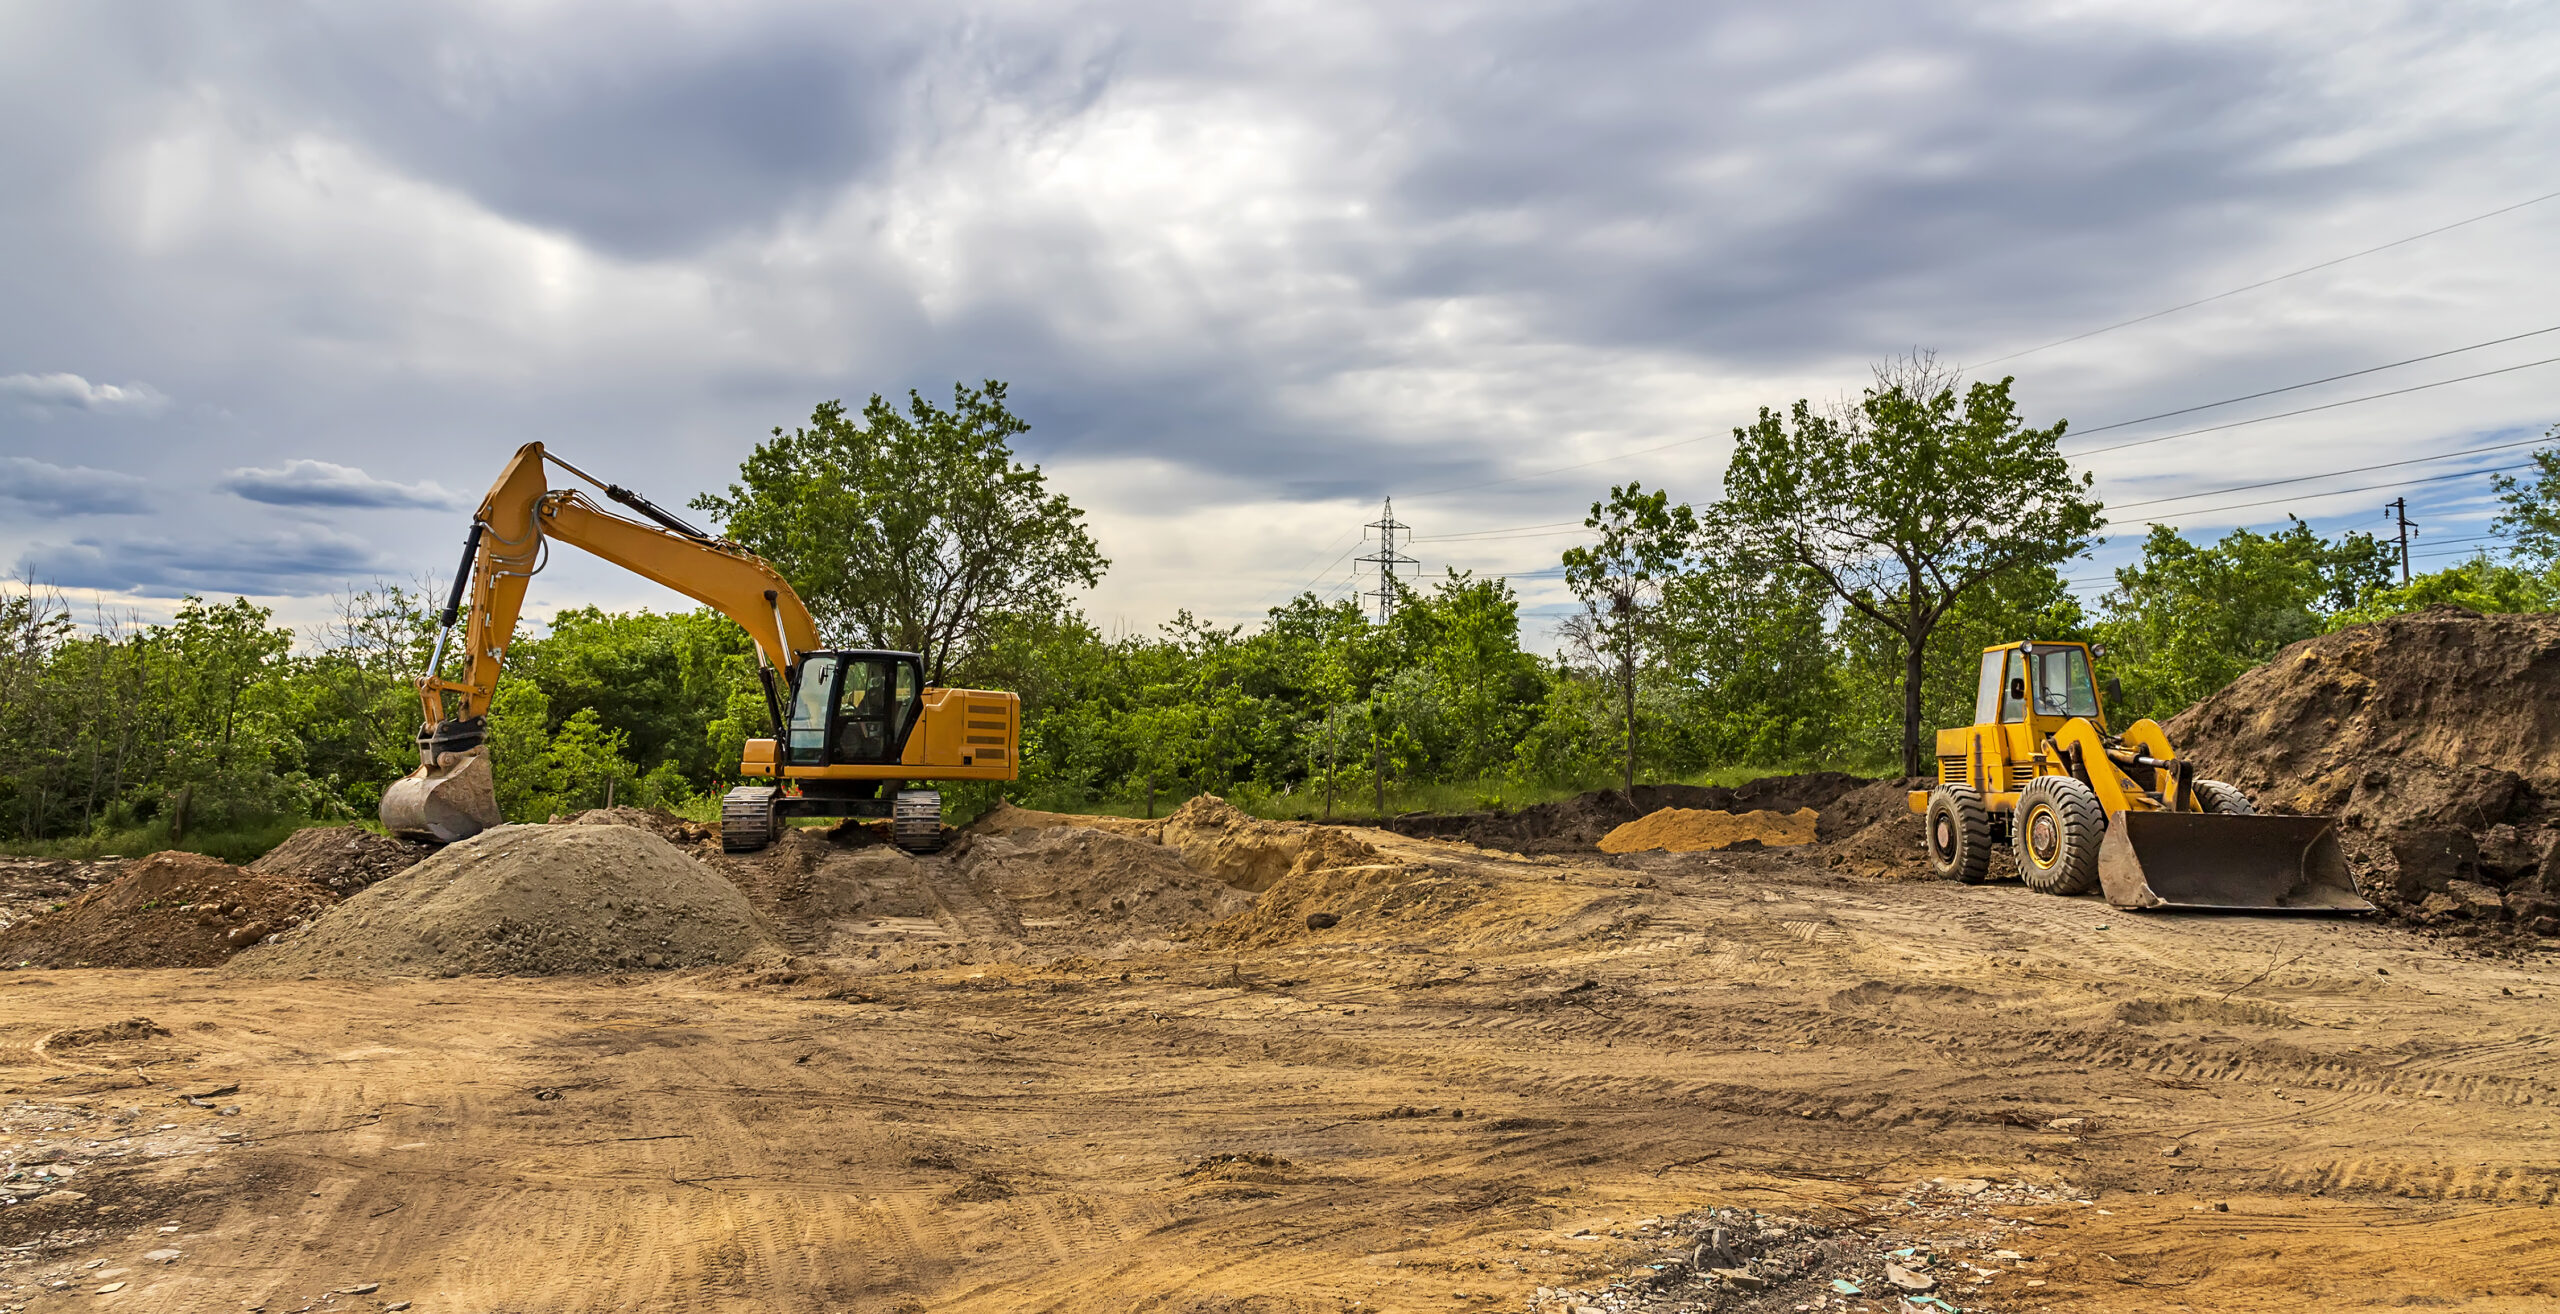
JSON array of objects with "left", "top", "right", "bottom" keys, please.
[
  {"left": 2096, "top": 810, "right": 2370, "bottom": 912},
  {"left": 380, "top": 745, "right": 502, "bottom": 843}
]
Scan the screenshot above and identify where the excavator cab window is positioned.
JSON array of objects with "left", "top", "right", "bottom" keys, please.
[
  {"left": 784, "top": 655, "right": 838, "bottom": 767},
  {"left": 1973, "top": 651, "right": 2005, "bottom": 724},
  {"left": 2000, "top": 649, "right": 2029, "bottom": 723},
  {"left": 826, "top": 654, "right": 926, "bottom": 765}
]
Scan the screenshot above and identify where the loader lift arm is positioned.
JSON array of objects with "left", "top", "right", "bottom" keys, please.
[{"left": 381, "top": 441, "right": 1019, "bottom": 852}]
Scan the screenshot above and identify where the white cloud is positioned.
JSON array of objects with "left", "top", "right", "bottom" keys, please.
[
  {"left": 0, "top": 372, "right": 170, "bottom": 415},
  {"left": 0, "top": 456, "right": 150, "bottom": 514},
  {"left": 218, "top": 459, "right": 460, "bottom": 510}
]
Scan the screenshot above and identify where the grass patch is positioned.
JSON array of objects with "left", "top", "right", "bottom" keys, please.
[{"left": 0, "top": 813, "right": 323, "bottom": 866}]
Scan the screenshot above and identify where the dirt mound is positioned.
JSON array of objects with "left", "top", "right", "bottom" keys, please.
[
  {"left": 958, "top": 826, "right": 1250, "bottom": 933},
  {"left": 1379, "top": 772, "right": 1875, "bottom": 855},
  {"left": 1824, "top": 817, "right": 1933, "bottom": 880},
  {"left": 968, "top": 801, "right": 1166, "bottom": 841},
  {"left": 229, "top": 824, "right": 784, "bottom": 978},
  {"left": 1814, "top": 777, "right": 1931, "bottom": 842},
  {"left": 1163, "top": 796, "right": 1384, "bottom": 891},
  {"left": 2167, "top": 605, "right": 2560, "bottom": 932},
  {"left": 0, "top": 851, "right": 334, "bottom": 969},
  {"left": 0, "top": 857, "right": 122, "bottom": 933},
  {"left": 569, "top": 806, "right": 715, "bottom": 845},
  {"left": 248, "top": 825, "right": 436, "bottom": 894},
  {"left": 1599, "top": 807, "right": 1817, "bottom": 853}
]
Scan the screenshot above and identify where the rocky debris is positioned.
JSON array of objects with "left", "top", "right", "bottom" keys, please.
[
  {"left": 1599, "top": 807, "right": 1817, "bottom": 854},
  {"left": 0, "top": 852, "right": 334, "bottom": 969},
  {"left": 2169, "top": 605, "right": 2560, "bottom": 936},
  {"left": 569, "top": 806, "right": 714, "bottom": 845},
  {"left": 1378, "top": 773, "right": 1875, "bottom": 855},
  {"left": 0, "top": 858, "right": 123, "bottom": 934},
  {"left": 246, "top": 825, "right": 435, "bottom": 895},
  {"left": 228, "top": 823, "right": 785, "bottom": 978}
]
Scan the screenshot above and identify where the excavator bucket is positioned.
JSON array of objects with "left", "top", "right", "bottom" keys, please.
[
  {"left": 2097, "top": 811, "right": 2371, "bottom": 912},
  {"left": 379, "top": 746, "right": 501, "bottom": 843}
]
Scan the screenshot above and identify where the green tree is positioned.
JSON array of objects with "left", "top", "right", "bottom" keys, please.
[
  {"left": 1562, "top": 482, "right": 1700, "bottom": 795},
  {"left": 2095, "top": 519, "right": 2393, "bottom": 720},
  {"left": 2492, "top": 427, "right": 2560, "bottom": 568},
  {"left": 1718, "top": 355, "right": 2101, "bottom": 775},
  {"left": 2327, "top": 554, "right": 2560, "bottom": 626},
  {"left": 694, "top": 381, "right": 1107, "bottom": 685}
]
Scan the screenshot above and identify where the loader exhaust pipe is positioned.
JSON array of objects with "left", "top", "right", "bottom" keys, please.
[{"left": 2097, "top": 811, "right": 2372, "bottom": 912}]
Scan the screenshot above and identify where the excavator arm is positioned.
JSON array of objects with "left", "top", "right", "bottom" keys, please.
[{"left": 382, "top": 441, "right": 823, "bottom": 840}]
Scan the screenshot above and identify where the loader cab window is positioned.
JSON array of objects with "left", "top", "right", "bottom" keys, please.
[
  {"left": 1973, "top": 651, "right": 2006, "bottom": 725},
  {"left": 2026, "top": 646, "right": 2100, "bottom": 720},
  {"left": 785, "top": 655, "right": 838, "bottom": 766},
  {"left": 1999, "top": 648, "right": 2028, "bottom": 723}
]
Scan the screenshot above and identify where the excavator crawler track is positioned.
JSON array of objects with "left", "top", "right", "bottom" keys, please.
[{"left": 720, "top": 786, "right": 780, "bottom": 853}]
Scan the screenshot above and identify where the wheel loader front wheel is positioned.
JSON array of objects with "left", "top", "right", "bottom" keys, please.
[
  {"left": 2014, "top": 775, "right": 2103, "bottom": 896},
  {"left": 2193, "top": 779, "right": 2256, "bottom": 815},
  {"left": 1925, "top": 785, "right": 1993, "bottom": 884}
]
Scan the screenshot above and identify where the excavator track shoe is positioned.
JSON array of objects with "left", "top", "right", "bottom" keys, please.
[
  {"left": 379, "top": 746, "right": 502, "bottom": 843},
  {"left": 2097, "top": 809, "right": 2370, "bottom": 912},
  {"left": 892, "top": 790, "right": 944, "bottom": 854},
  {"left": 720, "top": 786, "right": 781, "bottom": 853}
]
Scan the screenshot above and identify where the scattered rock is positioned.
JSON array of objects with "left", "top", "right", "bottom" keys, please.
[
  {"left": 2046, "top": 1116, "right": 2089, "bottom": 1133},
  {"left": 1304, "top": 912, "right": 1340, "bottom": 930},
  {"left": 1885, "top": 1262, "right": 1936, "bottom": 1291}
]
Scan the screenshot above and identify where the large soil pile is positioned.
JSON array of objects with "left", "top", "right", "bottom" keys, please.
[
  {"left": 248, "top": 825, "right": 436, "bottom": 894},
  {"left": 1598, "top": 807, "right": 1817, "bottom": 853},
  {"left": 957, "top": 826, "right": 1252, "bottom": 932},
  {"left": 230, "top": 824, "right": 784, "bottom": 978},
  {"left": 2168, "top": 605, "right": 2560, "bottom": 931},
  {"left": 0, "top": 852, "right": 334, "bottom": 968},
  {"left": 1379, "top": 772, "right": 1873, "bottom": 854}
]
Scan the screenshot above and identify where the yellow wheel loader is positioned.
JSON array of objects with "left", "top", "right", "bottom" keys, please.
[
  {"left": 1907, "top": 641, "right": 2370, "bottom": 912},
  {"left": 378, "top": 441, "right": 1018, "bottom": 854}
]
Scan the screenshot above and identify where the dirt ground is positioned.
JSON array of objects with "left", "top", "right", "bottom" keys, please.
[{"left": 5, "top": 809, "right": 2556, "bottom": 1314}]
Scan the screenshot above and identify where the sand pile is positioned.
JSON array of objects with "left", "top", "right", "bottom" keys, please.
[
  {"left": 1162, "top": 796, "right": 1384, "bottom": 890},
  {"left": 970, "top": 802, "right": 1166, "bottom": 841},
  {"left": 0, "top": 852, "right": 334, "bottom": 969},
  {"left": 2168, "top": 605, "right": 2560, "bottom": 932},
  {"left": 571, "top": 806, "right": 715, "bottom": 845},
  {"left": 958, "top": 826, "right": 1250, "bottom": 932},
  {"left": 248, "top": 825, "right": 436, "bottom": 894},
  {"left": 1381, "top": 773, "right": 1873, "bottom": 854},
  {"left": 1599, "top": 807, "right": 1817, "bottom": 854},
  {"left": 229, "top": 824, "right": 783, "bottom": 978}
]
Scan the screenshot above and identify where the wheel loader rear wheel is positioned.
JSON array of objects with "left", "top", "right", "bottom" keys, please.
[
  {"left": 2193, "top": 779, "right": 2256, "bottom": 815},
  {"left": 2014, "top": 775, "right": 2102, "bottom": 896},
  {"left": 1925, "top": 785, "right": 1993, "bottom": 884}
]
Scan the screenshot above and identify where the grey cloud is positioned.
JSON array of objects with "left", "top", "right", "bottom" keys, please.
[
  {"left": 0, "top": 456, "right": 150, "bottom": 514},
  {"left": 19, "top": 527, "right": 385, "bottom": 598},
  {"left": 0, "top": 371, "right": 170, "bottom": 415},
  {"left": 218, "top": 460, "right": 459, "bottom": 510}
]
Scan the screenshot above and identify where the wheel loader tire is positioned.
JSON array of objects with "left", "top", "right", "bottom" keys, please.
[
  {"left": 1925, "top": 785, "right": 1993, "bottom": 884},
  {"left": 2193, "top": 779, "right": 2256, "bottom": 815},
  {"left": 719, "top": 786, "right": 780, "bottom": 853},
  {"left": 2014, "top": 775, "right": 2103, "bottom": 896}
]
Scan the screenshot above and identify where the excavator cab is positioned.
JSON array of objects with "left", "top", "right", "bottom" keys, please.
[{"left": 783, "top": 652, "right": 924, "bottom": 768}]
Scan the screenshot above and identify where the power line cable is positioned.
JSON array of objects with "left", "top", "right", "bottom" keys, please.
[
  {"left": 2134, "top": 460, "right": 2542, "bottom": 525},
  {"left": 2106, "top": 434, "right": 2554, "bottom": 512},
  {"left": 1969, "top": 186, "right": 2560, "bottom": 369},
  {"left": 2075, "top": 354, "right": 2560, "bottom": 459},
  {"left": 2069, "top": 323, "right": 2560, "bottom": 438}
]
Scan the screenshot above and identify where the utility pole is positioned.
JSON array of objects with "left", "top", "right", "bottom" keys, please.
[
  {"left": 2387, "top": 497, "right": 2418, "bottom": 584},
  {"left": 1355, "top": 498, "right": 1418, "bottom": 624}
]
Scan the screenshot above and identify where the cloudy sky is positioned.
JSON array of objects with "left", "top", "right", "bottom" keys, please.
[{"left": 4, "top": 0, "right": 2556, "bottom": 645}]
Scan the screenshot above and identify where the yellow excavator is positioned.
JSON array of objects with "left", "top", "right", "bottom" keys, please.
[
  {"left": 1911, "top": 640, "right": 2369, "bottom": 912},
  {"left": 377, "top": 441, "right": 1019, "bottom": 853}
]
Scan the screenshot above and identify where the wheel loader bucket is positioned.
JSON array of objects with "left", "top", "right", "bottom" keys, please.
[
  {"left": 2097, "top": 811, "right": 2371, "bottom": 912},
  {"left": 379, "top": 745, "right": 501, "bottom": 843}
]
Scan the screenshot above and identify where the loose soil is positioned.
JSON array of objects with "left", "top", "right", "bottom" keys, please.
[
  {"left": 0, "top": 851, "right": 333, "bottom": 969},
  {"left": 228, "top": 824, "right": 783, "bottom": 978},
  {"left": 1599, "top": 807, "right": 1818, "bottom": 854},
  {"left": 2170, "top": 605, "right": 2560, "bottom": 935},
  {"left": 1383, "top": 772, "right": 1874, "bottom": 854},
  {"left": 5, "top": 826, "right": 2553, "bottom": 1312},
  {"left": 245, "top": 825, "right": 435, "bottom": 895}
]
